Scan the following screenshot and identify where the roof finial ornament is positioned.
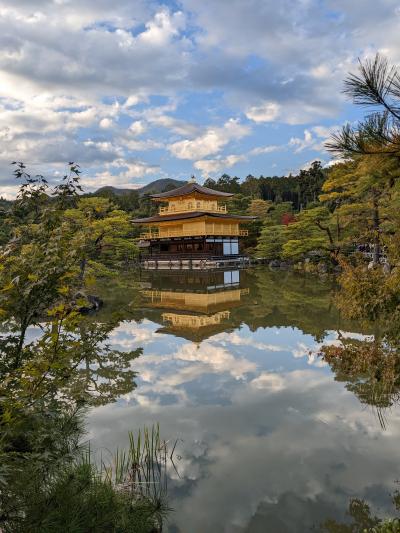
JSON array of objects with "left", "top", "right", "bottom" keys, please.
[{"left": 190, "top": 175, "right": 196, "bottom": 183}]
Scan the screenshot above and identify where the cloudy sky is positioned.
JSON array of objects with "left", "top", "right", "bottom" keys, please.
[{"left": 0, "top": 0, "right": 399, "bottom": 197}]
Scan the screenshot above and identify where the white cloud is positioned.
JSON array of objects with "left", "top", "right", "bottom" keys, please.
[
  {"left": 194, "top": 143, "right": 284, "bottom": 177},
  {"left": 249, "top": 144, "right": 282, "bottom": 156},
  {"left": 99, "top": 117, "right": 114, "bottom": 129},
  {"left": 289, "top": 129, "right": 315, "bottom": 153},
  {"left": 310, "top": 64, "right": 332, "bottom": 79},
  {"left": 81, "top": 158, "right": 160, "bottom": 191},
  {"left": 169, "top": 119, "right": 250, "bottom": 160},
  {"left": 0, "top": 185, "right": 21, "bottom": 200},
  {"left": 246, "top": 102, "right": 280, "bottom": 123},
  {"left": 194, "top": 154, "right": 246, "bottom": 176},
  {"left": 123, "top": 94, "right": 147, "bottom": 108},
  {"left": 250, "top": 372, "right": 285, "bottom": 392},
  {"left": 123, "top": 138, "right": 164, "bottom": 151},
  {"left": 147, "top": 114, "right": 200, "bottom": 137},
  {"left": 129, "top": 120, "right": 146, "bottom": 136},
  {"left": 289, "top": 125, "right": 341, "bottom": 153},
  {"left": 213, "top": 331, "right": 284, "bottom": 352},
  {"left": 139, "top": 9, "right": 186, "bottom": 46}
]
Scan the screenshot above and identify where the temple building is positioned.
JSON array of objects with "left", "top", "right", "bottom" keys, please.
[{"left": 133, "top": 180, "right": 255, "bottom": 269}]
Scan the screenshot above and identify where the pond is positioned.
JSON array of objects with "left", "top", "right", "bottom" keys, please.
[{"left": 88, "top": 268, "right": 400, "bottom": 532}]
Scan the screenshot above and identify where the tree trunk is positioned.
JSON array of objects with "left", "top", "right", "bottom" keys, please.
[
  {"left": 315, "top": 220, "right": 339, "bottom": 266},
  {"left": 79, "top": 258, "right": 87, "bottom": 281},
  {"left": 372, "top": 191, "right": 381, "bottom": 265}
]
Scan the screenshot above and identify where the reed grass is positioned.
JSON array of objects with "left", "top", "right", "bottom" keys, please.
[{"left": 83, "top": 424, "right": 178, "bottom": 530}]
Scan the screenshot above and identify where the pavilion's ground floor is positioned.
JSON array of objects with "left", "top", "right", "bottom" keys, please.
[
  {"left": 140, "top": 236, "right": 241, "bottom": 258},
  {"left": 138, "top": 236, "right": 250, "bottom": 269}
]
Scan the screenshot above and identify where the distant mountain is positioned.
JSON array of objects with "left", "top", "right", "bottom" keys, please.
[
  {"left": 94, "top": 186, "right": 134, "bottom": 197},
  {"left": 138, "top": 178, "right": 187, "bottom": 195},
  {"left": 94, "top": 178, "right": 187, "bottom": 197}
]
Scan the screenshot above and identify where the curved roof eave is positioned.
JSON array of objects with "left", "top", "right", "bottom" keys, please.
[
  {"left": 150, "top": 182, "right": 234, "bottom": 199},
  {"left": 132, "top": 212, "right": 256, "bottom": 224}
]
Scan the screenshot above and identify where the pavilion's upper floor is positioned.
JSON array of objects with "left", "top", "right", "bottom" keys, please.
[{"left": 150, "top": 181, "right": 233, "bottom": 216}]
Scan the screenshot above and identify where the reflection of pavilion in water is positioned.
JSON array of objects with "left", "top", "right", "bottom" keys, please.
[{"left": 140, "top": 270, "right": 249, "bottom": 341}]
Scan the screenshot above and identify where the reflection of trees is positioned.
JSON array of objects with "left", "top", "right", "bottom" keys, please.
[
  {"left": 320, "top": 261, "right": 400, "bottom": 429},
  {"left": 0, "top": 276, "right": 145, "bottom": 528},
  {"left": 320, "top": 339, "right": 400, "bottom": 429},
  {"left": 321, "top": 340, "right": 400, "bottom": 408},
  {"left": 1, "top": 316, "right": 141, "bottom": 414},
  {"left": 0, "top": 305, "right": 177, "bottom": 532},
  {"left": 102, "top": 268, "right": 361, "bottom": 343},
  {"left": 320, "top": 494, "right": 400, "bottom": 532},
  {"left": 0, "top": 310, "right": 175, "bottom": 531},
  {"left": 238, "top": 269, "right": 360, "bottom": 342}
]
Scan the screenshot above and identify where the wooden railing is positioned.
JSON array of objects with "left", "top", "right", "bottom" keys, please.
[
  {"left": 140, "top": 228, "right": 248, "bottom": 239},
  {"left": 159, "top": 204, "right": 227, "bottom": 215}
]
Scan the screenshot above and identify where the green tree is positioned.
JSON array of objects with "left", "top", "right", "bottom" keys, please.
[
  {"left": 0, "top": 175, "right": 140, "bottom": 420},
  {"left": 327, "top": 54, "right": 400, "bottom": 158},
  {"left": 283, "top": 206, "right": 342, "bottom": 262},
  {"left": 62, "top": 196, "right": 138, "bottom": 281},
  {"left": 247, "top": 199, "right": 273, "bottom": 220},
  {"left": 241, "top": 174, "right": 261, "bottom": 198},
  {"left": 321, "top": 156, "right": 400, "bottom": 264},
  {"left": 297, "top": 160, "right": 326, "bottom": 208},
  {"left": 226, "top": 193, "right": 251, "bottom": 215},
  {"left": 117, "top": 189, "right": 140, "bottom": 212},
  {"left": 205, "top": 174, "right": 241, "bottom": 193},
  {"left": 263, "top": 202, "right": 294, "bottom": 226},
  {"left": 256, "top": 225, "right": 286, "bottom": 259}
]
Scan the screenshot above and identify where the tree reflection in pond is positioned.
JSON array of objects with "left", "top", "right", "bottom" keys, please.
[
  {"left": 319, "top": 339, "right": 400, "bottom": 429},
  {"left": 320, "top": 494, "right": 400, "bottom": 532},
  {"left": 318, "top": 262, "right": 400, "bottom": 430}
]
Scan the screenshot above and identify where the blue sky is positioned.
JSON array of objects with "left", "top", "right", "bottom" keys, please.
[{"left": 0, "top": 0, "right": 399, "bottom": 197}]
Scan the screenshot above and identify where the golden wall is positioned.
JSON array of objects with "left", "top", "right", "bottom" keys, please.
[{"left": 140, "top": 219, "right": 247, "bottom": 239}]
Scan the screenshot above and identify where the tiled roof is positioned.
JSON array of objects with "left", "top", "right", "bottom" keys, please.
[
  {"left": 132, "top": 211, "right": 255, "bottom": 223},
  {"left": 150, "top": 182, "right": 233, "bottom": 199}
]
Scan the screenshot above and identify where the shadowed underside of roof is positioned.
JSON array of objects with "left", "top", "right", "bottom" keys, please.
[
  {"left": 150, "top": 182, "right": 234, "bottom": 199},
  {"left": 132, "top": 211, "right": 256, "bottom": 224}
]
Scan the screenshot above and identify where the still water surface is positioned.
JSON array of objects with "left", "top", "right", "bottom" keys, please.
[{"left": 89, "top": 268, "right": 400, "bottom": 532}]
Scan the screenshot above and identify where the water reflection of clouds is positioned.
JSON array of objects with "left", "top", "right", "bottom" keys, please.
[
  {"left": 108, "top": 319, "right": 164, "bottom": 347},
  {"left": 90, "top": 361, "right": 400, "bottom": 532},
  {"left": 211, "top": 330, "right": 284, "bottom": 352},
  {"left": 89, "top": 318, "right": 400, "bottom": 531},
  {"left": 105, "top": 321, "right": 354, "bottom": 414}
]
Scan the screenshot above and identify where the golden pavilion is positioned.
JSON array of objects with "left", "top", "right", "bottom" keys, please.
[{"left": 133, "top": 180, "right": 255, "bottom": 269}]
